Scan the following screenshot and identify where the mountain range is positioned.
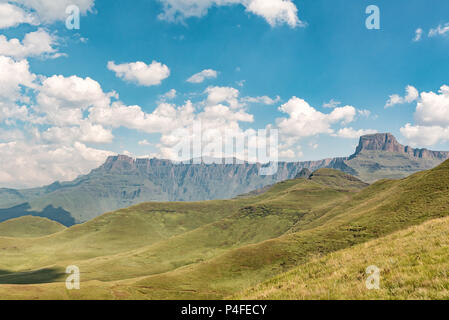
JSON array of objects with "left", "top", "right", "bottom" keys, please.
[
  {"left": 0, "top": 133, "right": 448, "bottom": 225},
  {"left": 1, "top": 159, "right": 449, "bottom": 299}
]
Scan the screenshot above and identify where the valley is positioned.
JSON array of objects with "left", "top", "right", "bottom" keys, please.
[{"left": 0, "top": 160, "right": 448, "bottom": 299}]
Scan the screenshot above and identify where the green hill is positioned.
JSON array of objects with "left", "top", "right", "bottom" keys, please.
[
  {"left": 0, "top": 216, "right": 66, "bottom": 238},
  {"left": 237, "top": 215, "right": 449, "bottom": 300},
  {"left": 0, "top": 162, "right": 448, "bottom": 299}
]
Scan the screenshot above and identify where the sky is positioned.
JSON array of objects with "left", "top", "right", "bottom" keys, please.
[{"left": 0, "top": 0, "right": 449, "bottom": 188}]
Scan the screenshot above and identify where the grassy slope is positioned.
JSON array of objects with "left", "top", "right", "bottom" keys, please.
[
  {"left": 113, "top": 161, "right": 449, "bottom": 299},
  {"left": 346, "top": 150, "right": 444, "bottom": 183},
  {"left": 238, "top": 215, "right": 449, "bottom": 300},
  {"left": 5, "top": 216, "right": 448, "bottom": 300},
  {"left": 0, "top": 200, "right": 250, "bottom": 271},
  {"left": 0, "top": 216, "right": 66, "bottom": 238},
  {"left": 0, "top": 162, "right": 448, "bottom": 299},
  {"left": 0, "top": 170, "right": 366, "bottom": 299}
]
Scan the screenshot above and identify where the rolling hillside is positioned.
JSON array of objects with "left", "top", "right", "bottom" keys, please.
[
  {"left": 237, "top": 215, "right": 449, "bottom": 300},
  {"left": 0, "top": 161, "right": 448, "bottom": 299},
  {"left": 0, "top": 216, "right": 66, "bottom": 238},
  {"left": 0, "top": 133, "right": 448, "bottom": 225}
]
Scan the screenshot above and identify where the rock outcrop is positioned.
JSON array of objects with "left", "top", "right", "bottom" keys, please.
[{"left": 351, "top": 133, "right": 449, "bottom": 160}]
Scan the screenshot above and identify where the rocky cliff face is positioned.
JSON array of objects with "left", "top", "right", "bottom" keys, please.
[
  {"left": 352, "top": 133, "right": 449, "bottom": 160},
  {"left": 1, "top": 133, "right": 449, "bottom": 224}
]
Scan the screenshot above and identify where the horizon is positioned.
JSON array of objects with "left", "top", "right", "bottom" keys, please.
[{"left": 7, "top": 131, "right": 449, "bottom": 190}]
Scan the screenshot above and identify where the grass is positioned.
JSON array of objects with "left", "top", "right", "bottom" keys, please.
[
  {"left": 0, "top": 216, "right": 66, "bottom": 238},
  {"left": 237, "top": 216, "right": 449, "bottom": 300},
  {"left": 0, "top": 163, "right": 448, "bottom": 300}
]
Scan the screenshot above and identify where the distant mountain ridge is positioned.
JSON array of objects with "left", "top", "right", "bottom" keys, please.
[
  {"left": 0, "top": 133, "right": 448, "bottom": 225},
  {"left": 351, "top": 133, "right": 449, "bottom": 160}
]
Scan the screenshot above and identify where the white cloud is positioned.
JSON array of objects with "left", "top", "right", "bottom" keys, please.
[
  {"left": 0, "top": 2, "right": 37, "bottom": 28},
  {"left": 276, "top": 97, "right": 357, "bottom": 139},
  {"left": 0, "top": 140, "right": 113, "bottom": 188},
  {"left": 35, "top": 75, "right": 115, "bottom": 126},
  {"left": 242, "top": 95, "right": 281, "bottom": 105},
  {"left": 322, "top": 99, "right": 341, "bottom": 109},
  {"left": 245, "top": 0, "right": 303, "bottom": 28},
  {"left": 333, "top": 128, "right": 378, "bottom": 139},
  {"left": 279, "top": 149, "right": 295, "bottom": 159},
  {"left": 138, "top": 139, "right": 151, "bottom": 146},
  {"left": 429, "top": 23, "right": 449, "bottom": 38},
  {"left": 0, "top": 55, "right": 36, "bottom": 103},
  {"left": 187, "top": 69, "right": 217, "bottom": 83},
  {"left": 414, "top": 85, "right": 449, "bottom": 127},
  {"left": 107, "top": 61, "right": 170, "bottom": 86},
  {"left": 205, "top": 86, "right": 241, "bottom": 109},
  {"left": 157, "top": 0, "right": 304, "bottom": 28},
  {"left": 358, "top": 109, "right": 371, "bottom": 118},
  {"left": 0, "top": 128, "right": 24, "bottom": 142},
  {"left": 413, "top": 28, "right": 423, "bottom": 42},
  {"left": 400, "top": 85, "right": 449, "bottom": 146},
  {"left": 401, "top": 124, "right": 449, "bottom": 147},
  {"left": 7, "top": 0, "right": 95, "bottom": 23},
  {"left": 0, "top": 102, "right": 29, "bottom": 123},
  {"left": 90, "top": 100, "right": 196, "bottom": 134},
  {"left": 42, "top": 122, "right": 114, "bottom": 144},
  {"left": 385, "top": 85, "right": 419, "bottom": 108},
  {"left": 0, "top": 29, "right": 60, "bottom": 59},
  {"left": 161, "top": 89, "right": 177, "bottom": 100}
]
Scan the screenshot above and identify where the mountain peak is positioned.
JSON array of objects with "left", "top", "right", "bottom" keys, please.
[
  {"left": 354, "top": 133, "right": 404, "bottom": 154},
  {"left": 351, "top": 133, "right": 449, "bottom": 161}
]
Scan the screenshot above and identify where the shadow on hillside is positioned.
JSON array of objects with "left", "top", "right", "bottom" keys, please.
[
  {"left": 0, "top": 203, "right": 76, "bottom": 227},
  {"left": 0, "top": 267, "right": 66, "bottom": 285}
]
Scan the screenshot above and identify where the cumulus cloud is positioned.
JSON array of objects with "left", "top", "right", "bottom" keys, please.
[
  {"left": 0, "top": 71, "right": 118, "bottom": 187},
  {"left": 333, "top": 128, "right": 378, "bottom": 139},
  {"left": 245, "top": 0, "right": 303, "bottom": 28},
  {"left": 205, "top": 86, "right": 241, "bottom": 109},
  {"left": 400, "top": 85, "right": 449, "bottom": 146},
  {"left": 0, "top": 55, "right": 36, "bottom": 104},
  {"left": 157, "top": 0, "right": 304, "bottom": 28},
  {"left": 90, "top": 101, "right": 195, "bottom": 134},
  {"left": 385, "top": 85, "right": 419, "bottom": 108},
  {"left": 401, "top": 124, "right": 449, "bottom": 147},
  {"left": 0, "top": 29, "right": 60, "bottom": 59},
  {"left": 0, "top": 140, "right": 113, "bottom": 188},
  {"left": 413, "top": 85, "right": 449, "bottom": 127},
  {"left": 187, "top": 69, "right": 217, "bottom": 83},
  {"left": 0, "top": 2, "right": 37, "bottom": 28},
  {"left": 42, "top": 122, "right": 114, "bottom": 144},
  {"left": 35, "top": 75, "right": 115, "bottom": 126},
  {"left": 276, "top": 97, "right": 357, "bottom": 139},
  {"left": 4, "top": 0, "right": 95, "bottom": 23},
  {"left": 107, "top": 61, "right": 170, "bottom": 86}
]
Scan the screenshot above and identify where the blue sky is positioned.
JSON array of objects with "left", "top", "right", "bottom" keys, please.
[{"left": 0, "top": 0, "right": 449, "bottom": 187}]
